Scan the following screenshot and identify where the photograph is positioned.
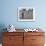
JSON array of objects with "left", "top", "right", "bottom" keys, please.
[{"left": 18, "top": 7, "right": 35, "bottom": 21}]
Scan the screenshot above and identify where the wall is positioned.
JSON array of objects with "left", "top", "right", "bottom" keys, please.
[
  {"left": 0, "top": 0, "right": 46, "bottom": 30},
  {"left": 0, "top": 0, "right": 46, "bottom": 44}
]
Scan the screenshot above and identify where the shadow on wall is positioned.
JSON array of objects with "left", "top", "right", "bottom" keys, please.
[{"left": 0, "top": 24, "right": 7, "bottom": 43}]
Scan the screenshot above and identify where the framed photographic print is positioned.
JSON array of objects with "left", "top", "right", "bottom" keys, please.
[{"left": 17, "top": 7, "right": 35, "bottom": 21}]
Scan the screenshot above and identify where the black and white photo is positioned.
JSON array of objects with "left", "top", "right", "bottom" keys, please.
[{"left": 18, "top": 7, "right": 35, "bottom": 21}]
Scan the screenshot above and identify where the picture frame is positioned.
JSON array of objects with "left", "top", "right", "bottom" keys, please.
[{"left": 17, "top": 7, "right": 35, "bottom": 21}]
